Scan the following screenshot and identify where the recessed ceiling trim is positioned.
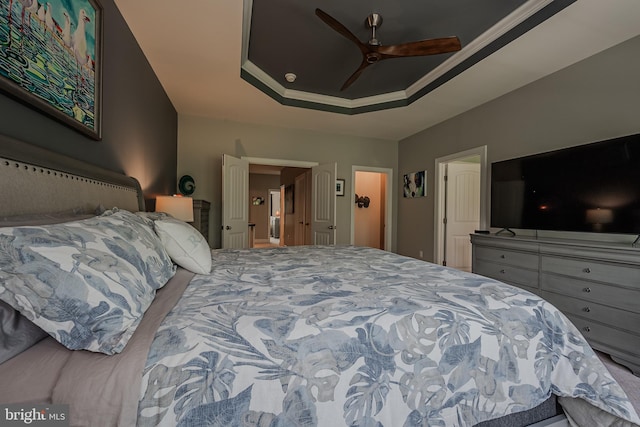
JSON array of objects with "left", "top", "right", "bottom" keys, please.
[
  {"left": 240, "top": 0, "right": 252, "bottom": 65},
  {"left": 241, "top": 0, "right": 576, "bottom": 115},
  {"left": 405, "top": 0, "right": 554, "bottom": 98},
  {"left": 241, "top": 0, "right": 412, "bottom": 114},
  {"left": 285, "top": 86, "right": 408, "bottom": 110},
  {"left": 241, "top": 61, "right": 408, "bottom": 109},
  {"left": 240, "top": 66, "right": 410, "bottom": 115},
  {"left": 407, "top": 0, "right": 577, "bottom": 105}
]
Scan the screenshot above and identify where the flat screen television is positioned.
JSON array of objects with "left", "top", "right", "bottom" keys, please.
[{"left": 490, "top": 133, "right": 640, "bottom": 235}]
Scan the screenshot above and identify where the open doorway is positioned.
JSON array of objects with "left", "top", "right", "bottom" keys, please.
[
  {"left": 222, "top": 155, "right": 338, "bottom": 248},
  {"left": 245, "top": 157, "right": 319, "bottom": 248},
  {"left": 351, "top": 166, "right": 393, "bottom": 251},
  {"left": 248, "top": 164, "right": 283, "bottom": 248},
  {"left": 268, "top": 189, "right": 281, "bottom": 246},
  {"left": 434, "top": 146, "right": 487, "bottom": 271}
]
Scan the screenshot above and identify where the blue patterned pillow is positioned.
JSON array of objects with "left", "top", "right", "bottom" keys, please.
[{"left": 0, "top": 209, "right": 176, "bottom": 355}]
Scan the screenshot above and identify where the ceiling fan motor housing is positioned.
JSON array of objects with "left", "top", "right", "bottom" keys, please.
[{"left": 366, "top": 13, "right": 383, "bottom": 46}]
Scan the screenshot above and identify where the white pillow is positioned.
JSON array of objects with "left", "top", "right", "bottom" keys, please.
[{"left": 154, "top": 218, "right": 212, "bottom": 274}]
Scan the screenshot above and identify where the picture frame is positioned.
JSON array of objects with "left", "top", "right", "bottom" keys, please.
[
  {"left": 336, "top": 179, "right": 345, "bottom": 196},
  {"left": 0, "top": 0, "right": 103, "bottom": 140},
  {"left": 403, "top": 170, "right": 426, "bottom": 198}
]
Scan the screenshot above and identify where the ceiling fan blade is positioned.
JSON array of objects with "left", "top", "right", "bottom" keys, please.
[
  {"left": 341, "top": 59, "right": 371, "bottom": 91},
  {"left": 376, "top": 36, "right": 461, "bottom": 58},
  {"left": 315, "top": 8, "right": 368, "bottom": 54}
]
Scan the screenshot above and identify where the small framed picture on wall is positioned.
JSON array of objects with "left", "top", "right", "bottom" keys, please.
[
  {"left": 403, "top": 170, "right": 426, "bottom": 198},
  {"left": 336, "top": 179, "right": 345, "bottom": 196}
]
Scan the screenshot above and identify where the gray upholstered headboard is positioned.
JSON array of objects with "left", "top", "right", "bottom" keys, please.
[{"left": 0, "top": 133, "right": 145, "bottom": 217}]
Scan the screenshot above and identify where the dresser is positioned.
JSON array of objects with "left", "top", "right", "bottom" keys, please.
[
  {"left": 191, "top": 199, "right": 211, "bottom": 246},
  {"left": 471, "top": 233, "right": 640, "bottom": 376}
]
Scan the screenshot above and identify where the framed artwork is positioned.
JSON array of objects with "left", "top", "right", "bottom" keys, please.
[
  {"left": 336, "top": 179, "right": 345, "bottom": 196},
  {"left": 403, "top": 170, "right": 426, "bottom": 198},
  {"left": 0, "top": 0, "right": 103, "bottom": 140}
]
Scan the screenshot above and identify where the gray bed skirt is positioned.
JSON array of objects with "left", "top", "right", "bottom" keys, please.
[{"left": 475, "top": 395, "right": 559, "bottom": 427}]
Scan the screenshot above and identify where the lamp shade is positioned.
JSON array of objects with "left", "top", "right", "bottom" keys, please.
[
  {"left": 156, "top": 195, "right": 194, "bottom": 222},
  {"left": 585, "top": 208, "right": 613, "bottom": 224}
]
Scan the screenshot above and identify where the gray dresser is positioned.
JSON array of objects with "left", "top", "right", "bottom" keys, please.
[{"left": 471, "top": 233, "right": 640, "bottom": 376}]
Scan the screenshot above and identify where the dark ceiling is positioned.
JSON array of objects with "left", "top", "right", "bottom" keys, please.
[{"left": 242, "top": 0, "right": 575, "bottom": 113}]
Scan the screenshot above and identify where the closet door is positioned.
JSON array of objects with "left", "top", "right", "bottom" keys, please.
[
  {"left": 222, "top": 154, "right": 249, "bottom": 248},
  {"left": 311, "top": 163, "right": 336, "bottom": 245},
  {"left": 294, "top": 173, "right": 306, "bottom": 246}
]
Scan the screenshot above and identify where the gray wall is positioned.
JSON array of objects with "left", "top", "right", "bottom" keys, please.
[
  {"left": 177, "top": 115, "right": 398, "bottom": 249},
  {"left": 398, "top": 35, "right": 640, "bottom": 262},
  {"left": 0, "top": 0, "right": 177, "bottom": 206}
]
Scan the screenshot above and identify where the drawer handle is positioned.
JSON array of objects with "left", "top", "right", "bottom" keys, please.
[
  {"left": 583, "top": 326, "right": 591, "bottom": 333},
  {"left": 583, "top": 267, "right": 591, "bottom": 274},
  {"left": 583, "top": 287, "right": 591, "bottom": 293},
  {"left": 500, "top": 269, "right": 506, "bottom": 274},
  {"left": 582, "top": 307, "right": 591, "bottom": 313}
]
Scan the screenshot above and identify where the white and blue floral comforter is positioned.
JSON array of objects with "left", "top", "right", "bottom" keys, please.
[{"left": 137, "top": 246, "right": 639, "bottom": 426}]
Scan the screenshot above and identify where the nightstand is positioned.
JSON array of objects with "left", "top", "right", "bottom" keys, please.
[{"left": 191, "top": 199, "right": 210, "bottom": 245}]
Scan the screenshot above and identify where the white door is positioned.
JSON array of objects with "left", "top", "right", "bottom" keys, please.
[
  {"left": 294, "top": 173, "right": 306, "bottom": 246},
  {"left": 311, "top": 163, "right": 336, "bottom": 245},
  {"left": 445, "top": 162, "right": 480, "bottom": 271},
  {"left": 222, "top": 154, "right": 249, "bottom": 249}
]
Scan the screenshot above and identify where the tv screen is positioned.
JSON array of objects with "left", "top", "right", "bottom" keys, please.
[{"left": 491, "top": 134, "right": 640, "bottom": 234}]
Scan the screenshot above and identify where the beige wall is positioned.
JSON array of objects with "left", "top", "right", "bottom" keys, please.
[
  {"left": 397, "top": 35, "right": 640, "bottom": 261},
  {"left": 177, "top": 115, "right": 398, "bottom": 248}
]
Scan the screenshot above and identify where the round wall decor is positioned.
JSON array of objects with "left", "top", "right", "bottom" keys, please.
[{"left": 178, "top": 175, "right": 195, "bottom": 195}]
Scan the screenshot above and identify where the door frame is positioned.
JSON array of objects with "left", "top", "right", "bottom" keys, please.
[
  {"left": 351, "top": 165, "right": 393, "bottom": 251},
  {"left": 243, "top": 157, "right": 318, "bottom": 169},
  {"left": 434, "top": 146, "right": 487, "bottom": 266},
  {"left": 244, "top": 156, "right": 321, "bottom": 246}
]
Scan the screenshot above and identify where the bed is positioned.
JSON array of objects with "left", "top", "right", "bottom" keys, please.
[{"left": 0, "top": 134, "right": 638, "bottom": 427}]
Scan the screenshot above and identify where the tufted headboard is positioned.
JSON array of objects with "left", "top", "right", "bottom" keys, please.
[{"left": 0, "top": 133, "right": 144, "bottom": 217}]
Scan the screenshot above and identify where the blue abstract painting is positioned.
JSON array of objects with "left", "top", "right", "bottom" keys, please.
[{"left": 0, "top": 0, "right": 101, "bottom": 139}]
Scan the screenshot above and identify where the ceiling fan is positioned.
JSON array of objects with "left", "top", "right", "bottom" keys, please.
[{"left": 315, "top": 8, "right": 462, "bottom": 91}]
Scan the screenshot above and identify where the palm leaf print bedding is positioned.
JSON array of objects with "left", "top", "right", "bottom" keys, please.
[{"left": 137, "top": 246, "right": 639, "bottom": 426}]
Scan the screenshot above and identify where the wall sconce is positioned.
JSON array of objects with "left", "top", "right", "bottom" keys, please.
[
  {"left": 355, "top": 194, "right": 371, "bottom": 208},
  {"left": 156, "top": 195, "right": 194, "bottom": 222}
]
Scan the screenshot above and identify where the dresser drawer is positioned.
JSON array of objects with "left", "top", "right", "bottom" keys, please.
[
  {"left": 471, "top": 234, "right": 640, "bottom": 375},
  {"left": 541, "top": 273, "right": 639, "bottom": 314},
  {"left": 474, "top": 259, "right": 538, "bottom": 291},
  {"left": 541, "top": 256, "right": 640, "bottom": 288},
  {"left": 475, "top": 247, "right": 538, "bottom": 269},
  {"left": 540, "top": 291, "right": 640, "bottom": 333},
  {"left": 565, "top": 313, "right": 640, "bottom": 359}
]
